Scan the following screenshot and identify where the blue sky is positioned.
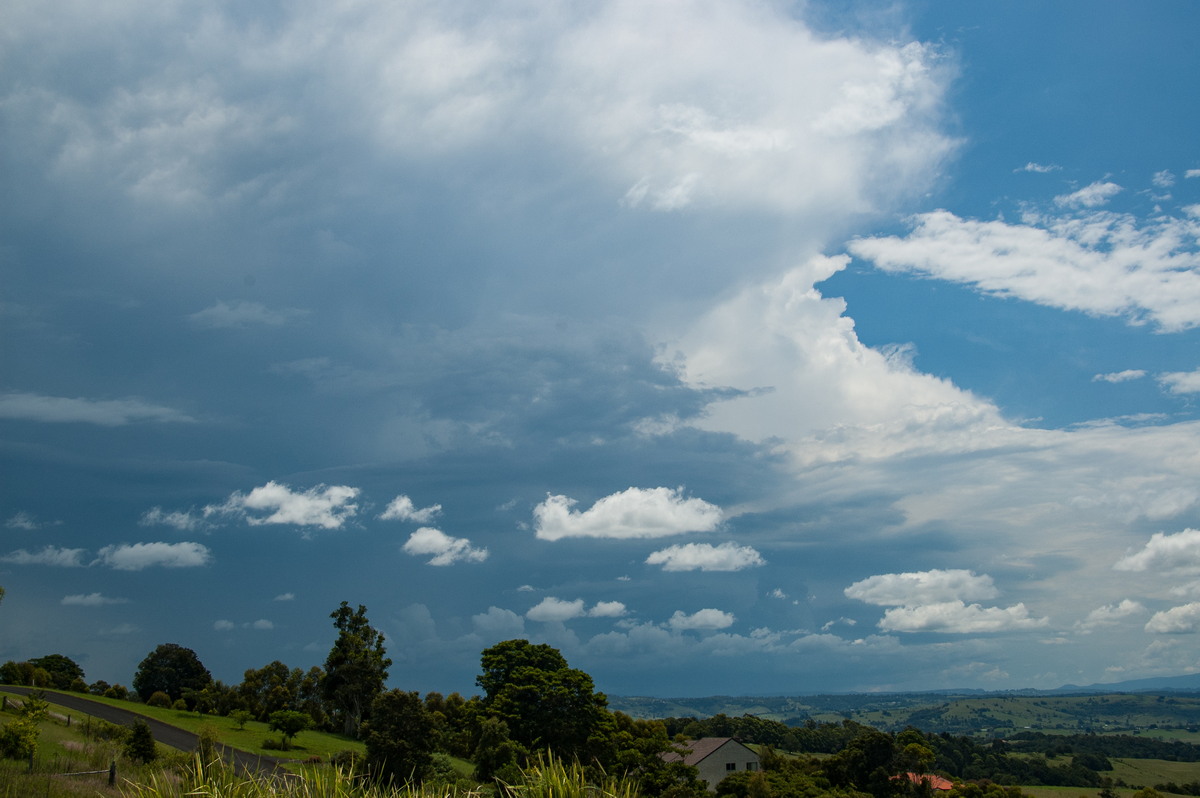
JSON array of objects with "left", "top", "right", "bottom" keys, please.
[{"left": 3, "top": 0, "right": 1200, "bottom": 699}]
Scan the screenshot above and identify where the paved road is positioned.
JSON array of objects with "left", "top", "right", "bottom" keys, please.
[{"left": 1, "top": 686, "right": 289, "bottom": 777}]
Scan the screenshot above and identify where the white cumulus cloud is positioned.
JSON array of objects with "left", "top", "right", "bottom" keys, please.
[
  {"left": 844, "top": 569, "right": 999, "bottom": 606},
  {"left": 668, "top": 608, "right": 736, "bottom": 631},
  {"left": 1077, "top": 599, "right": 1146, "bottom": 631},
  {"left": 645, "top": 541, "right": 765, "bottom": 571},
  {"left": 206, "top": 481, "right": 360, "bottom": 529},
  {"left": 533, "top": 486, "right": 722, "bottom": 541},
  {"left": 1159, "top": 370, "right": 1200, "bottom": 395},
  {"left": 1054, "top": 181, "right": 1123, "bottom": 208},
  {"left": 879, "top": 601, "right": 1049, "bottom": 633},
  {"left": 1093, "top": 370, "right": 1146, "bottom": 384},
  {"left": 140, "top": 506, "right": 204, "bottom": 531},
  {"left": 1115, "top": 529, "right": 1200, "bottom": 575},
  {"left": 527, "top": 597, "right": 586, "bottom": 622},
  {"left": 402, "top": 527, "right": 487, "bottom": 566},
  {"left": 94, "top": 541, "right": 212, "bottom": 570},
  {"left": 1146, "top": 603, "right": 1200, "bottom": 634},
  {"left": 380, "top": 495, "right": 443, "bottom": 524}
]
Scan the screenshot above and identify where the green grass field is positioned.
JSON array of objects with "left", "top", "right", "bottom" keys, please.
[{"left": 4, "top": 688, "right": 366, "bottom": 762}]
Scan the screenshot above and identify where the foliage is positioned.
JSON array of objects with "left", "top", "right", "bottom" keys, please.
[
  {"left": 324, "top": 602, "right": 391, "bottom": 738},
  {"left": 241, "top": 660, "right": 327, "bottom": 727},
  {"left": 232, "top": 709, "right": 254, "bottom": 729},
  {"left": 146, "top": 690, "right": 172, "bottom": 708},
  {"left": 126, "top": 718, "right": 158, "bottom": 763},
  {"left": 364, "top": 689, "right": 435, "bottom": 785},
  {"left": 270, "top": 709, "right": 312, "bottom": 749},
  {"left": 28, "top": 654, "right": 86, "bottom": 690},
  {"left": 133, "top": 642, "right": 213, "bottom": 703},
  {"left": 18, "top": 690, "right": 51, "bottom": 722},
  {"left": 0, "top": 717, "right": 39, "bottom": 759},
  {"left": 476, "top": 639, "right": 607, "bottom": 759}
]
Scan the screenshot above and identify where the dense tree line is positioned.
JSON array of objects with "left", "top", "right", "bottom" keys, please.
[{"left": 1008, "top": 730, "right": 1200, "bottom": 762}]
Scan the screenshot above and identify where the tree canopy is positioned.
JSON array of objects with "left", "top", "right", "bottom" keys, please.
[
  {"left": 323, "top": 601, "right": 391, "bottom": 737},
  {"left": 132, "top": 643, "right": 212, "bottom": 702},
  {"left": 476, "top": 639, "right": 608, "bottom": 759}
]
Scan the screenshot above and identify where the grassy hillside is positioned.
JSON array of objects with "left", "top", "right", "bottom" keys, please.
[{"left": 611, "top": 692, "right": 1200, "bottom": 738}]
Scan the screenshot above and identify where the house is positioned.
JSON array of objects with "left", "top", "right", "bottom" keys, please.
[
  {"left": 898, "top": 772, "right": 954, "bottom": 791},
  {"left": 661, "top": 737, "right": 761, "bottom": 791}
]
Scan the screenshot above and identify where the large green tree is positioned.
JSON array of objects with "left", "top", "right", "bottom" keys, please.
[
  {"left": 364, "top": 689, "right": 435, "bottom": 785},
  {"left": 132, "top": 643, "right": 212, "bottom": 703},
  {"left": 29, "top": 654, "right": 85, "bottom": 690},
  {"left": 476, "top": 639, "right": 607, "bottom": 758},
  {"left": 323, "top": 602, "right": 391, "bottom": 737}
]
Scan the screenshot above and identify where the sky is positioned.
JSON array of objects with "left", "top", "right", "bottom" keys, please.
[{"left": 3, "top": 0, "right": 1200, "bottom": 699}]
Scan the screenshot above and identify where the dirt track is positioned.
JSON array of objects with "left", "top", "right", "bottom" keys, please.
[{"left": 0, "top": 686, "right": 289, "bottom": 777}]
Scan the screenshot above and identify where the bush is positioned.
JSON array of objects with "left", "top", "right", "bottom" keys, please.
[
  {"left": 0, "top": 719, "right": 39, "bottom": 760},
  {"left": 172, "top": 698, "right": 189, "bottom": 711},
  {"left": 126, "top": 719, "right": 158, "bottom": 763},
  {"left": 146, "top": 691, "right": 172, "bottom": 708}
]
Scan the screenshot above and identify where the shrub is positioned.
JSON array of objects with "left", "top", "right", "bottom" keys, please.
[
  {"left": 126, "top": 719, "right": 158, "bottom": 763},
  {"left": 146, "top": 691, "right": 172, "bottom": 708},
  {"left": 230, "top": 709, "right": 253, "bottom": 730},
  {"left": 104, "top": 683, "right": 129, "bottom": 700},
  {"left": 0, "top": 719, "right": 39, "bottom": 759},
  {"left": 172, "top": 698, "right": 189, "bottom": 711}
]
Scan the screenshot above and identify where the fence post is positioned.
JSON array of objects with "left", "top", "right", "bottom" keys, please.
[{"left": 109, "top": 760, "right": 117, "bottom": 786}]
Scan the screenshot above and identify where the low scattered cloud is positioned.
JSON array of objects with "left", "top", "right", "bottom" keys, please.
[
  {"left": 214, "top": 618, "right": 274, "bottom": 631},
  {"left": 1017, "top": 162, "right": 1060, "bottom": 173},
  {"left": 848, "top": 207, "right": 1200, "bottom": 332},
  {"left": 188, "top": 300, "right": 307, "bottom": 329},
  {"left": 645, "top": 541, "right": 765, "bottom": 571},
  {"left": 1093, "top": 370, "right": 1146, "bottom": 384},
  {"left": 380, "top": 495, "right": 443, "bottom": 524},
  {"left": 274, "top": 592, "right": 295, "bottom": 601},
  {"left": 1152, "top": 171, "right": 1176, "bottom": 189},
  {"left": 1146, "top": 603, "right": 1200, "bottom": 634},
  {"left": 526, "top": 597, "right": 628, "bottom": 622},
  {"left": 472, "top": 606, "right": 525, "bottom": 638},
  {"left": 845, "top": 569, "right": 998, "bottom": 606},
  {"left": 847, "top": 570, "right": 1045, "bottom": 634},
  {"left": 1187, "top": 169, "right": 1200, "bottom": 179},
  {"left": 533, "top": 486, "right": 722, "bottom": 541},
  {"left": 1076, "top": 599, "right": 1145, "bottom": 632},
  {"left": 206, "top": 481, "right": 360, "bottom": 530},
  {"left": 879, "top": 601, "right": 1049, "bottom": 633},
  {"left": 1115, "top": 529, "right": 1200, "bottom": 575},
  {"left": 61, "top": 592, "right": 129, "bottom": 606},
  {"left": 140, "top": 506, "right": 204, "bottom": 532},
  {"left": 527, "top": 597, "right": 586, "bottom": 622},
  {"left": 94, "top": 541, "right": 212, "bottom": 570},
  {"left": 1158, "top": 370, "right": 1200, "bottom": 396},
  {"left": 0, "top": 546, "right": 86, "bottom": 567},
  {"left": 668, "top": 608, "right": 736, "bottom": 631},
  {"left": 5, "top": 512, "right": 43, "bottom": 530},
  {"left": 402, "top": 527, "right": 488, "bottom": 565},
  {"left": 1054, "top": 181, "right": 1122, "bottom": 208},
  {"left": 0, "top": 392, "right": 194, "bottom": 425}
]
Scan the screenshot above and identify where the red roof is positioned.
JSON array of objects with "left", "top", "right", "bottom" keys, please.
[{"left": 898, "top": 773, "right": 954, "bottom": 791}]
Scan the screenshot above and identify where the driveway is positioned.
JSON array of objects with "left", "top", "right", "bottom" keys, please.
[{"left": 1, "top": 686, "right": 289, "bottom": 777}]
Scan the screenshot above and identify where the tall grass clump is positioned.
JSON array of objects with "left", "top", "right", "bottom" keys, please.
[
  {"left": 117, "top": 753, "right": 641, "bottom": 798},
  {"left": 503, "top": 754, "right": 641, "bottom": 798}
]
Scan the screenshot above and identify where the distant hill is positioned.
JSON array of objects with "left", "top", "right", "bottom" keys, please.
[{"left": 608, "top": 674, "right": 1200, "bottom": 736}]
